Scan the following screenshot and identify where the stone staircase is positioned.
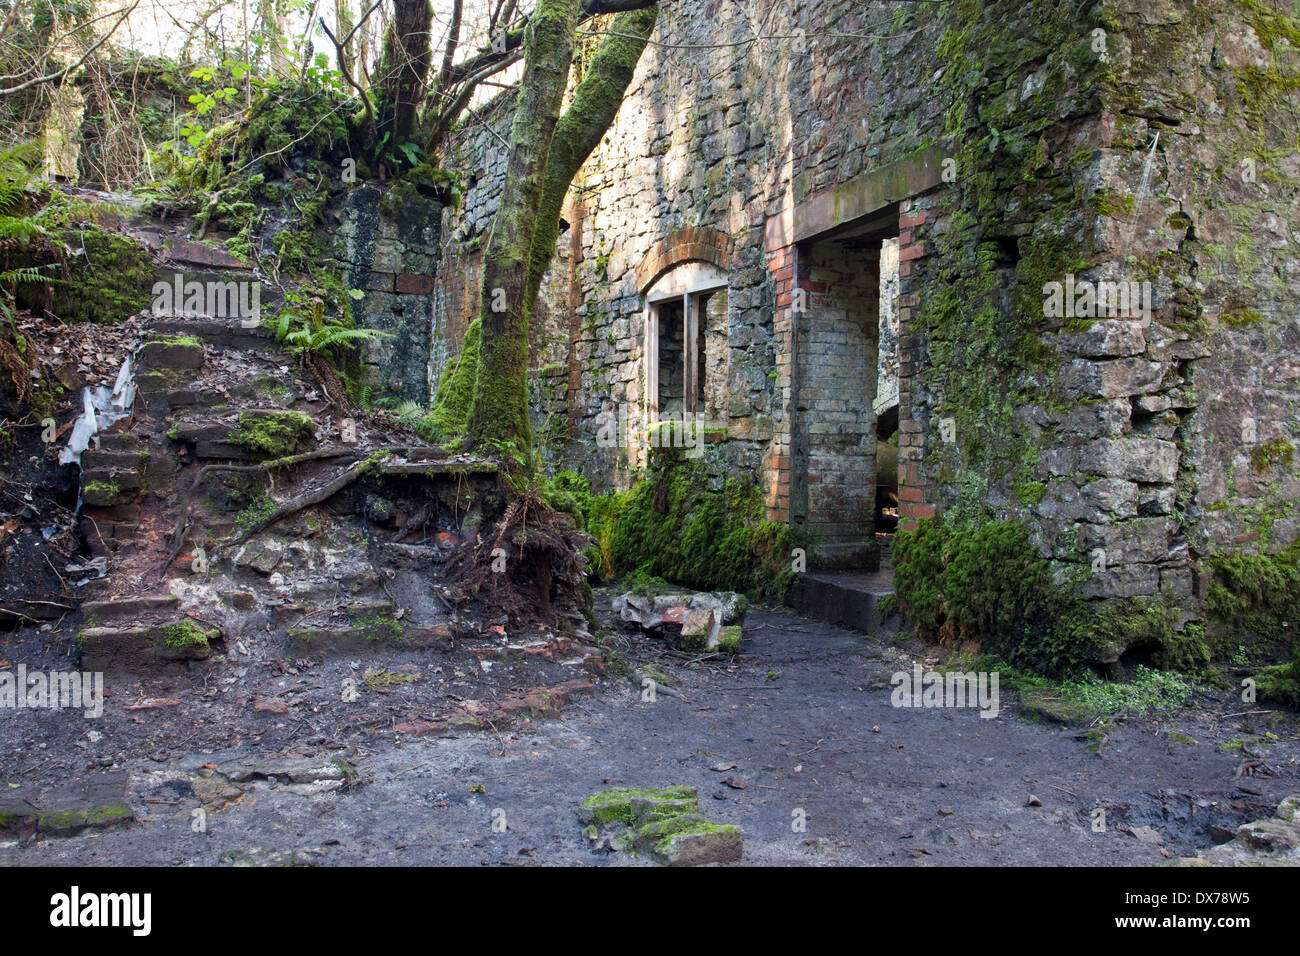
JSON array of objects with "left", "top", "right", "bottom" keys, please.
[{"left": 58, "top": 219, "right": 601, "bottom": 737}]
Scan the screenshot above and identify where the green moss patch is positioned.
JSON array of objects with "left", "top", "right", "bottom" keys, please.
[
  {"left": 1255, "top": 645, "right": 1300, "bottom": 708},
  {"left": 894, "top": 514, "right": 1200, "bottom": 677},
  {"left": 1206, "top": 542, "right": 1300, "bottom": 653},
  {"left": 161, "top": 620, "right": 212, "bottom": 650},
  {"left": 226, "top": 411, "right": 315, "bottom": 459},
  {"left": 577, "top": 785, "right": 741, "bottom": 864},
  {"left": 424, "top": 319, "right": 483, "bottom": 444},
  {"left": 48, "top": 228, "right": 155, "bottom": 324},
  {"left": 1250, "top": 439, "right": 1295, "bottom": 473},
  {"left": 546, "top": 459, "right": 800, "bottom": 601}
]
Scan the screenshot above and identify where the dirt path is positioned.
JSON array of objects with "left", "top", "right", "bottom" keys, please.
[{"left": 4, "top": 607, "right": 1297, "bottom": 866}]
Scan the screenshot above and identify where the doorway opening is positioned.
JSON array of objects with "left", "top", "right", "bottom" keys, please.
[{"left": 793, "top": 206, "right": 899, "bottom": 569}]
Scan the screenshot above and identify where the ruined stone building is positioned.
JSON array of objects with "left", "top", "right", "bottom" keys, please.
[{"left": 346, "top": 0, "right": 1299, "bottom": 619}]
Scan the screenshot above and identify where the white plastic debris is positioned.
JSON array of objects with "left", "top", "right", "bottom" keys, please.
[{"left": 59, "top": 355, "right": 136, "bottom": 467}]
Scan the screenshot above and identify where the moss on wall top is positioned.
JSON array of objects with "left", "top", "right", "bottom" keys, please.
[{"left": 46, "top": 227, "right": 155, "bottom": 324}]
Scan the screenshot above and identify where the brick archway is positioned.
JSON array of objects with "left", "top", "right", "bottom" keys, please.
[{"left": 635, "top": 227, "right": 733, "bottom": 294}]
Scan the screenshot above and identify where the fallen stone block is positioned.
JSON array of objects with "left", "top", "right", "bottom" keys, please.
[
  {"left": 613, "top": 590, "right": 748, "bottom": 647},
  {"left": 33, "top": 772, "right": 134, "bottom": 837}
]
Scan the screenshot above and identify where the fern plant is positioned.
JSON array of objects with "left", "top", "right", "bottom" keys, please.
[
  {"left": 270, "top": 290, "right": 387, "bottom": 358},
  {"left": 0, "top": 142, "right": 56, "bottom": 327}
]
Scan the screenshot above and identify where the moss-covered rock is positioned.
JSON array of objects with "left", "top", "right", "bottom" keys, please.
[
  {"left": 577, "top": 785, "right": 741, "bottom": 865},
  {"left": 47, "top": 228, "right": 155, "bottom": 324},
  {"left": 226, "top": 411, "right": 315, "bottom": 459}
]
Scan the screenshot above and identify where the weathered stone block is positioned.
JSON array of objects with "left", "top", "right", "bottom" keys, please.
[
  {"left": 1078, "top": 438, "right": 1179, "bottom": 483},
  {"left": 1057, "top": 319, "right": 1147, "bottom": 357}
]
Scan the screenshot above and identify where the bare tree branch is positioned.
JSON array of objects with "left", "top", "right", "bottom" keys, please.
[{"left": 0, "top": 0, "right": 142, "bottom": 97}]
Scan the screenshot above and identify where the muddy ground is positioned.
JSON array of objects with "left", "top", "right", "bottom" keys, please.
[{"left": 3, "top": 599, "right": 1296, "bottom": 867}]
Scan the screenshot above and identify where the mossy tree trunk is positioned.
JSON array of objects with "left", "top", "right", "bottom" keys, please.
[
  {"left": 523, "top": 5, "right": 658, "bottom": 316},
  {"left": 466, "top": 2, "right": 657, "bottom": 458},
  {"left": 465, "top": 0, "right": 584, "bottom": 455},
  {"left": 372, "top": 0, "right": 433, "bottom": 152}
]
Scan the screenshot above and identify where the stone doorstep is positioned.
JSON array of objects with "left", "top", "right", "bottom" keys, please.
[{"left": 790, "top": 569, "right": 895, "bottom": 634}]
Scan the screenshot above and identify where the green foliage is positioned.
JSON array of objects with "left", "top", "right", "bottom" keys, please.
[
  {"left": 546, "top": 458, "right": 801, "bottom": 601},
  {"left": 234, "top": 491, "right": 276, "bottom": 531},
  {"left": 894, "top": 515, "right": 1104, "bottom": 675},
  {"left": 0, "top": 142, "right": 56, "bottom": 332},
  {"left": 1206, "top": 542, "right": 1300, "bottom": 650},
  {"left": 269, "top": 284, "right": 383, "bottom": 399},
  {"left": 894, "top": 513, "right": 1218, "bottom": 677},
  {"left": 896, "top": 515, "right": 1085, "bottom": 675},
  {"left": 1255, "top": 644, "right": 1300, "bottom": 708},
  {"left": 163, "top": 62, "right": 353, "bottom": 186},
  {"left": 1002, "top": 661, "right": 1197, "bottom": 720}
]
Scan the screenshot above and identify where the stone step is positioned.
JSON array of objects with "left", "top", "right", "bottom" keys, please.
[
  {"left": 80, "top": 449, "right": 150, "bottom": 497},
  {"left": 285, "top": 623, "right": 454, "bottom": 657},
  {"left": 139, "top": 336, "right": 205, "bottom": 371},
  {"left": 171, "top": 410, "right": 316, "bottom": 460},
  {"left": 78, "top": 619, "right": 220, "bottom": 673},
  {"left": 789, "top": 567, "right": 896, "bottom": 635},
  {"left": 147, "top": 316, "right": 275, "bottom": 352},
  {"left": 80, "top": 594, "right": 181, "bottom": 624},
  {"left": 81, "top": 480, "right": 133, "bottom": 507},
  {"left": 374, "top": 543, "right": 446, "bottom": 568},
  {"left": 165, "top": 386, "right": 228, "bottom": 409},
  {"left": 95, "top": 432, "right": 143, "bottom": 452}
]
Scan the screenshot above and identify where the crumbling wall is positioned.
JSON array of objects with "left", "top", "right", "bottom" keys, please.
[
  {"left": 432, "top": 0, "right": 1300, "bottom": 623},
  {"left": 436, "top": 0, "right": 949, "bottom": 495},
  {"left": 331, "top": 183, "right": 444, "bottom": 403},
  {"left": 1097, "top": 0, "right": 1300, "bottom": 565}
]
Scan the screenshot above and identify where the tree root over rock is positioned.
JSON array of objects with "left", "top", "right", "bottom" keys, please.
[
  {"left": 447, "top": 484, "right": 591, "bottom": 628},
  {"left": 158, "top": 447, "right": 407, "bottom": 576}
]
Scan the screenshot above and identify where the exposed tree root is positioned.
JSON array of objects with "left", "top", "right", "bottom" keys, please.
[
  {"left": 159, "top": 447, "right": 407, "bottom": 576},
  {"left": 304, "top": 351, "right": 352, "bottom": 411},
  {"left": 215, "top": 450, "right": 402, "bottom": 554},
  {"left": 447, "top": 483, "right": 590, "bottom": 628}
]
